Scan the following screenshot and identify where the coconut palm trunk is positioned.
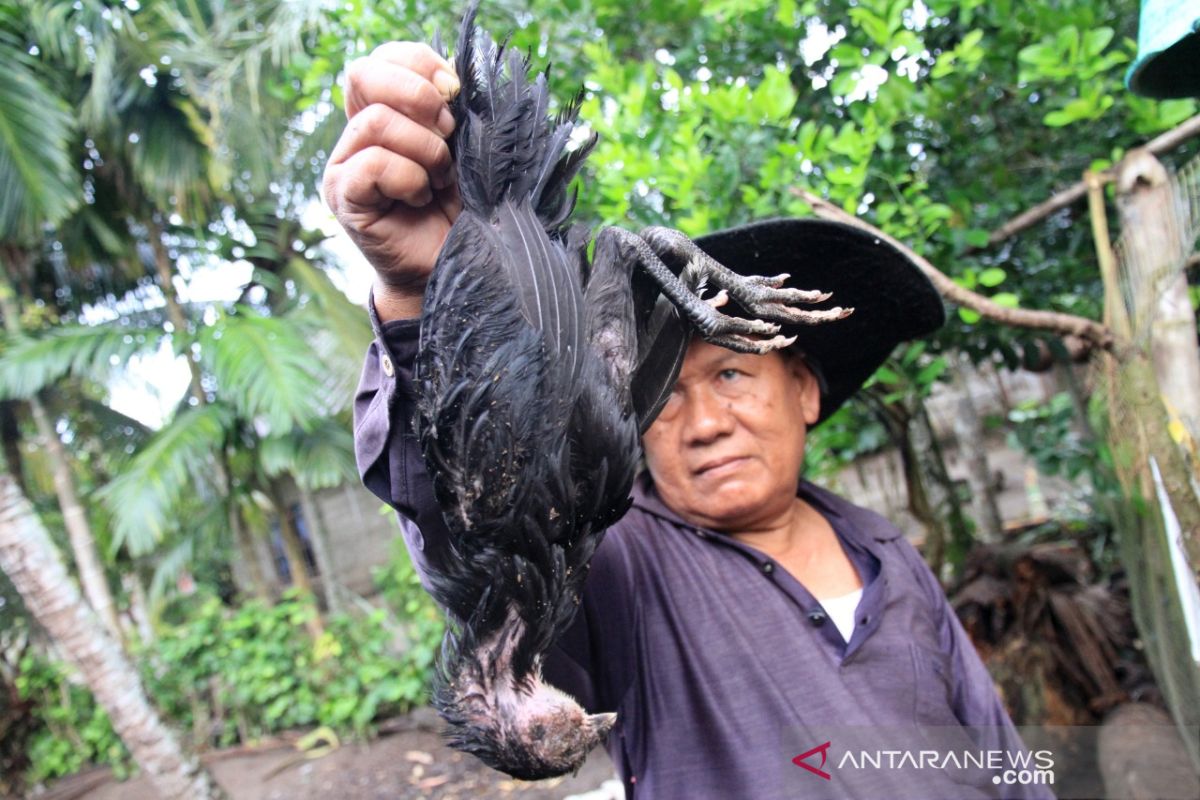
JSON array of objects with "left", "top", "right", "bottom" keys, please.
[
  {"left": 0, "top": 471, "right": 224, "bottom": 800},
  {"left": 0, "top": 270, "right": 123, "bottom": 641}
]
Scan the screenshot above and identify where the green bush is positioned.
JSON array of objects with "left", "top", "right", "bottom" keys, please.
[
  {"left": 142, "top": 587, "right": 439, "bottom": 747},
  {"left": 15, "top": 656, "right": 129, "bottom": 784},
  {"left": 20, "top": 542, "right": 444, "bottom": 785}
]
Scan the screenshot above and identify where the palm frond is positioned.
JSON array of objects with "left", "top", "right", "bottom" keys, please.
[
  {"left": 0, "top": 31, "right": 79, "bottom": 241},
  {"left": 120, "top": 88, "right": 216, "bottom": 218},
  {"left": 260, "top": 419, "right": 356, "bottom": 491},
  {"left": 152, "top": 0, "right": 330, "bottom": 194},
  {"left": 0, "top": 323, "right": 165, "bottom": 400},
  {"left": 146, "top": 499, "right": 228, "bottom": 604},
  {"left": 98, "top": 403, "right": 234, "bottom": 556},
  {"left": 285, "top": 256, "right": 373, "bottom": 355},
  {"left": 148, "top": 535, "right": 194, "bottom": 601},
  {"left": 71, "top": 396, "right": 154, "bottom": 445},
  {"left": 200, "top": 309, "right": 325, "bottom": 433},
  {"left": 284, "top": 257, "right": 373, "bottom": 414},
  {"left": 285, "top": 98, "right": 345, "bottom": 196}
]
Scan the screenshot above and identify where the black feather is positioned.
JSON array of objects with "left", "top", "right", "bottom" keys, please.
[{"left": 413, "top": 2, "right": 638, "bottom": 780}]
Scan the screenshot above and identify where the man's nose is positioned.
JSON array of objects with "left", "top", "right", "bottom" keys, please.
[{"left": 682, "top": 388, "right": 735, "bottom": 444}]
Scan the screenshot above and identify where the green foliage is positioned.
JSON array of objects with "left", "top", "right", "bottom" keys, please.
[
  {"left": 260, "top": 420, "right": 357, "bottom": 491},
  {"left": 1007, "top": 392, "right": 1093, "bottom": 481},
  {"left": 0, "top": 7, "right": 80, "bottom": 241},
  {"left": 0, "top": 324, "right": 163, "bottom": 401},
  {"left": 98, "top": 404, "right": 234, "bottom": 556},
  {"left": 19, "top": 578, "right": 441, "bottom": 787},
  {"left": 372, "top": 537, "right": 444, "bottom": 659},
  {"left": 145, "top": 593, "right": 410, "bottom": 742},
  {"left": 15, "top": 656, "right": 129, "bottom": 784},
  {"left": 199, "top": 309, "right": 330, "bottom": 433}
]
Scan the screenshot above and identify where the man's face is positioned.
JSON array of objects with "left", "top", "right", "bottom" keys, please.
[{"left": 642, "top": 339, "right": 821, "bottom": 533}]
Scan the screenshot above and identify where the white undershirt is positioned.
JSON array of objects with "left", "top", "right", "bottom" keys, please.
[{"left": 819, "top": 587, "right": 863, "bottom": 644}]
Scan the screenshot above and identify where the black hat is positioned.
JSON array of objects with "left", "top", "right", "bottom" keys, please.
[{"left": 693, "top": 217, "right": 945, "bottom": 426}]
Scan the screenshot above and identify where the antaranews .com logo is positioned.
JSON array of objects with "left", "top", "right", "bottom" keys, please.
[
  {"left": 792, "top": 740, "right": 1055, "bottom": 787},
  {"left": 786, "top": 724, "right": 1200, "bottom": 799}
]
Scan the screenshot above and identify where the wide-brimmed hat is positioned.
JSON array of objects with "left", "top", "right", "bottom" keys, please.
[{"left": 686, "top": 218, "right": 945, "bottom": 426}]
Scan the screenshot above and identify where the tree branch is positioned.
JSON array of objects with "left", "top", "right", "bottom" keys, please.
[
  {"left": 976, "top": 114, "right": 1200, "bottom": 251},
  {"left": 792, "top": 189, "right": 1114, "bottom": 349}
]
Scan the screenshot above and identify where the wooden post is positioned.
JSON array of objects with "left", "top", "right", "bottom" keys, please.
[{"left": 1115, "top": 149, "right": 1200, "bottom": 440}]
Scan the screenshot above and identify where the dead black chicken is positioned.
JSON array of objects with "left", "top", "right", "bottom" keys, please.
[{"left": 413, "top": 4, "right": 851, "bottom": 780}]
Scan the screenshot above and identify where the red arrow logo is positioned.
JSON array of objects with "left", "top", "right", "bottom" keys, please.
[{"left": 792, "top": 741, "right": 832, "bottom": 780}]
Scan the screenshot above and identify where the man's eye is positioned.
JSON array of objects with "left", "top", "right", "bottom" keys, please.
[
  {"left": 658, "top": 391, "right": 682, "bottom": 417},
  {"left": 719, "top": 368, "right": 741, "bottom": 381}
]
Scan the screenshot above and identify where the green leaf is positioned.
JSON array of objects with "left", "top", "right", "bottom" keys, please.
[
  {"left": 829, "top": 69, "right": 859, "bottom": 98},
  {"left": 99, "top": 404, "right": 235, "bottom": 556},
  {"left": 0, "top": 41, "right": 79, "bottom": 240},
  {"left": 260, "top": 420, "right": 356, "bottom": 491},
  {"left": 830, "top": 44, "right": 864, "bottom": 66},
  {"left": 0, "top": 324, "right": 163, "bottom": 400},
  {"left": 916, "top": 358, "right": 948, "bottom": 385},
  {"left": 875, "top": 366, "right": 901, "bottom": 385},
  {"left": 992, "top": 292, "right": 1020, "bottom": 308},
  {"left": 978, "top": 268, "right": 1007, "bottom": 287},
  {"left": 847, "top": 7, "right": 890, "bottom": 46},
  {"left": 753, "top": 67, "right": 797, "bottom": 121},
  {"left": 958, "top": 307, "right": 982, "bottom": 324},
  {"left": 774, "top": 0, "right": 797, "bottom": 27},
  {"left": 965, "top": 229, "right": 991, "bottom": 248},
  {"left": 1083, "top": 27, "right": 1113, "bottom": 57},
  {"left": 200, "top": 310, "right": 326, "bottom": 432}
]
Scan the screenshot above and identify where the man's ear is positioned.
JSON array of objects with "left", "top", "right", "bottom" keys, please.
[{"left": 790, "top": 357, "right": 821, "bottom": 426}]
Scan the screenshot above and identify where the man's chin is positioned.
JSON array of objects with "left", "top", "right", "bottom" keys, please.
[{"left": 686, "top": 486, "right": 768, "bottom": 529}]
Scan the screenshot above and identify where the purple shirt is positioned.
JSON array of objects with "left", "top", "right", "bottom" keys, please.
[{"left": 354, "top": 304, "right": 1053, "bottom": 800}]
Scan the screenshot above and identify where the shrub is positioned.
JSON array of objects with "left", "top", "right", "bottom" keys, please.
[{"left": 21, "top": 540, "right": 445, "bottom": 786}]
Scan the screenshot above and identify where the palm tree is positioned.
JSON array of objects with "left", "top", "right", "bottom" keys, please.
[
  {"left": 0, "top": 472, "right": 224, "bottom": 800},
  {"left": 0, "top": 2, "right": 126, "bottom": 639}
]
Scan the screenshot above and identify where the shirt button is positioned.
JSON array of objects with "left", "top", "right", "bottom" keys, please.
[
  {"left": 381, "top": 354, "right": 395, "bottom": 377},
  {"left": 761, "top": 562, "right": 774, "bottom": 575},
  {"left": 808, "top": 609, "right": 827, "bottom": 627}
]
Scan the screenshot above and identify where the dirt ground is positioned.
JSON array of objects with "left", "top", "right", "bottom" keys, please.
[{"left": 38, "top": 707, "right": 622, "bottom": 800}]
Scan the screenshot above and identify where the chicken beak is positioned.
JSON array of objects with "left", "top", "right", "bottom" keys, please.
[{"left": 588, "top": 711, "right": 618, "bottom": 737}]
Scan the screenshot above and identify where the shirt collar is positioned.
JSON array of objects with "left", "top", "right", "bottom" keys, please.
[{"left": 629, "top": 471, "right": 901, "bottom": 555}]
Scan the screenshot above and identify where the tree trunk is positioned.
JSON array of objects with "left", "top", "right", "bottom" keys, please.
[
  {"left": 28, "top": 397, "right": 124, "bottom": 641},
  {"left": 952, "top": 355, "right": 1004, "bottom": 544},
  {"left": 229, "top": 505, "right": 270, "bottom": 602},
  {"left": 0, "top": 472, "right": 224, "bottom": 800},
  {"left": 868, "top": 390, "right": 972, "bottom": 580},
  {"left": 0, "top": 272, "right": 123, "bottom": 641},
  {"left": 911, "top": 398, "right": 973, "bottom": 578},
  {"left": 147, "top": 217, "right": 206, "bottom": 406},
  {"left": 269, "top": 480, "right": 324, "bottom": 638},
  {"left": 296, "top": 484, "right": 342, "bottom": 614},
  {"left": 1089, "top": 168, "right": 1200, "bottom": 771},
  {"left": 1115, "top": 150, "right": 1200, "bottom": 440},
  {"left": 0, "top": 401, "right": 24, "bottom": 496},
  {"left": 123, "top": 571, "right": 155, "bottom": 646}
]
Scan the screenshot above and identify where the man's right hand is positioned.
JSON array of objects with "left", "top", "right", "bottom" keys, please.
[{"left": 322, "top": 42, "right": 463, "bottom": 321}]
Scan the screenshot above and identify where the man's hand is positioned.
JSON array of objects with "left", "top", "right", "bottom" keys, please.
[{"left": 323, "top": 42, "right": 463, "bottom": 320}]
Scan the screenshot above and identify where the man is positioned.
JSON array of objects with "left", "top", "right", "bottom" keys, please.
[{"left": 324, "top": 42, "right": 1052, "bottom": 800}]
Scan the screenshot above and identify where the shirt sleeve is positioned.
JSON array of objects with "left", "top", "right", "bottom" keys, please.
[
  {"left": 900, "top": 542, "right": 1056, "bottom": 800},
  {"left": 352, "top": 294, "right": 627, "bottom": 713}
]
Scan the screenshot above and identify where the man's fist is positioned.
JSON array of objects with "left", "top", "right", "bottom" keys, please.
[{"left": 323, "top": 42, "right": 463, "bottom": 320}]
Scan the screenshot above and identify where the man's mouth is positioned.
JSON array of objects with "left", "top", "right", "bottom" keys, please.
[{"left": 694, "top": 455, "right": 748, "bottom": 476}]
